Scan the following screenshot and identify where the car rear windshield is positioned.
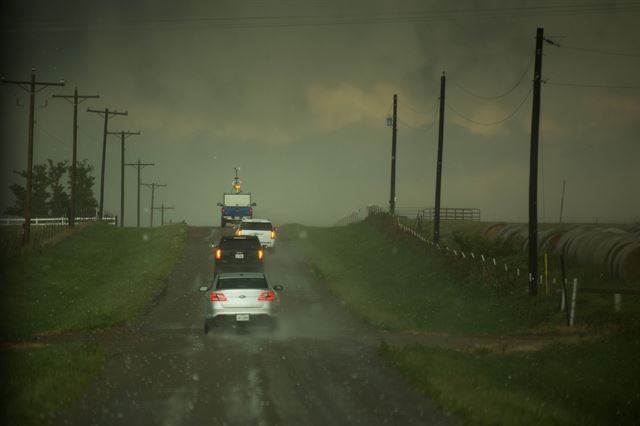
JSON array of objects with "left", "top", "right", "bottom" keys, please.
[
  {"left": 216, "top": 277, "right": 268, "bottom": 290},
  {"left": 241, "top": 222, "right": 272, "bottom": 231},
  {"left": 219, "top": 239, "right": 260, "bottom": 250}
]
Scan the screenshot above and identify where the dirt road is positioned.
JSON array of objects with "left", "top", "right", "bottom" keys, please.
[{"left": 58, "top": 227, "right": 450, "bottom": 426}]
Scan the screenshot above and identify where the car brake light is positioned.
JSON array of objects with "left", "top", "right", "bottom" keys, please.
[
  {"left": 271, "top": 230, "right": 275, "bottom": 239},
  {"left": 258, "top": 249, "right": 263, "bottom": 260},
  {"left": 236, "top": 229, "right": 242, "bottom": 236},
  {"left": 215, "top": 248, "right": 222, "bottom": 260},
  {"left": 210, "top": 292, "right": 227, "bottom": 301},
  {"left": 258, "top": 291, "right": 274, "bottom": 301}
]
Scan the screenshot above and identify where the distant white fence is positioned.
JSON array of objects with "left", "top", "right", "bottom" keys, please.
[{"left": 0, "top": 216, "right": 117, "bottom": 226}]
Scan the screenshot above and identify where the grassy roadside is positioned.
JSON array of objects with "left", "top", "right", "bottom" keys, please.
[
  {"left": 0, "top": 223, "right": 187, "bottom": 426},
  {"left": 380, "top": 333, "right": 640, "bottom": 425},
  {"left": 283, "top": 217, "right": 640, "bottom": 425},
  {"left": 284, "top": 219, "right": 561, "bottom": 335}
]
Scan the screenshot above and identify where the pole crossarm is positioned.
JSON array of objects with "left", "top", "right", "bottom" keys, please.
[
  {"left": 87, "top": 107, "right": 128, "bottom": 117},
  {"left": 107, "top": 130, "right": 141, "bottom": 139},
  {"left": 125, "top": 162, "right": 154, "bottom": 167}
]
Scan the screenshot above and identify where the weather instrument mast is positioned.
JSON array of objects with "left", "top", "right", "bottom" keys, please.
[{"left": 232, "top": 167, "right": 243, "bottom": 193}]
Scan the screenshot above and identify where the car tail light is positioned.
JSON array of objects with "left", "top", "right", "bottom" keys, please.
[
  {"left": 215, "top": 248, "right": 222, "bottom": 260},
  {"left": 210, "top": 292, "right": 227, "bottom": 301},
  {"left": 258, "top": 249, "right": 263, "bottom": 260},
  {"left": 221, "top": 207, "right": 224, "bottom": 214},
  {"left": 249, "top": 207, "right": 253, "bottom": 215},
  {"left": 258, "top": 291, "right": 274, "bottom": 301},
  {"left": 271, "top": 230, "right": 276, "bottom": 239},
  {"left": 236, "top": 229, "right": 242, "bottom": 236}
]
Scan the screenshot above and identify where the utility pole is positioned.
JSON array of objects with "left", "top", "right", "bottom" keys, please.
[
  {"left": 52, "top": 87, "right": 99, "bottom": 228},
  {"left": 125, "top": 159, "right": 154, "bottom": 227},
  {"left": 107, "top": 130, "right": 140, "bottom": 227},
  {"left": 434, "top": 72, "right": 446, "bottom": 244},
  {"left": 87, "top": 107, "right": 128, "bottom": 220},
  {"left": 389, "top": 94, "right": 398, "bottom": 215},
  {"left": 141, "top": 183, "right": 166, "bottom": 227},
  {"left": 153, "top": 203, "right": 175, "bottom": 226},
  {"left": 559, "top": 180, "right": 566, "bottom": 224},
  {"left": 528, "top": 27, "right": 544, "bottom": 297},
  {"left": 2, "top": 69, "right": 65, "bottom": 246}
]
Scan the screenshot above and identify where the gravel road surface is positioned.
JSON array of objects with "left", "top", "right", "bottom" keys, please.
[{"left": 58, "top": 226, "right": 450, "bottom": 426}]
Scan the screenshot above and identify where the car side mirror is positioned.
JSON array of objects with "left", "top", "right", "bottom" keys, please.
[
  {"left": 251, "top": 202, "right": 257, "bottom": 206},
  {"left": 216, "top": 202, "right": 223, "bottom": 206},
  {"left": 273, "top": 284, "right": 284, "bottom": 292},
  {"left": 199, "top": 286, "right": 209, "bottom": 292}
]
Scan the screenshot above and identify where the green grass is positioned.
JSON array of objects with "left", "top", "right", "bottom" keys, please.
[
  {"left": 0, "top": 223, "right": 187, "bottom": 425},
  {"left": 380, "top": 333, "right": 640, "bottom": 425},
  {"left": 284, "top": 216, "right": 640, "bottom": 425},
  {"left": 1, "top": 223, "right": 187, "bottom": 338},
  {"left": 1, "top": 342, "right": 107, "bottom": 426},
  {"left": 284, "top": 218, "right": 561, "bottom": 335}
]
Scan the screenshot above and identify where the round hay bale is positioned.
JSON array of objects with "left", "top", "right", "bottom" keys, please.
[{"left": 483, "top": 223, "right": 506, "bottom": 240}]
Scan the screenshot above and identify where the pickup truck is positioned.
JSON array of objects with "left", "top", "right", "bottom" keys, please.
[{"left": 217, "top": 193, "right": 256, "bottom": 227}]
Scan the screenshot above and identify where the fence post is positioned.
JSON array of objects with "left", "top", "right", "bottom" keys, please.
[
  {"left": 614, "top": 294, "right": 622, "bottom": 312},
  {"left": 569, "top": 278, "right": 578, "bottom": 327}
]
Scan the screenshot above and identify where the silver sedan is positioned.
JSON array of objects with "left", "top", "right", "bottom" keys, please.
[{"left": 200, "top": 271, "right": 283, "bottom": 333}]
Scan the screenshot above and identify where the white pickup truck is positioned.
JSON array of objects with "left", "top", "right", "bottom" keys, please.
[{"left": 236, "top": 218, "right": 276, "bottom": 249}]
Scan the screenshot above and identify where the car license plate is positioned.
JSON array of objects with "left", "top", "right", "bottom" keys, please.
[
  {"left": 235, "top": 253, "right": 244, "bottom": 259},
  {"left": 236, "top": 314, "right": 249, "bottom": 321}
]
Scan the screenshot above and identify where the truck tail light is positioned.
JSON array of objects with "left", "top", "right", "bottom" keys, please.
[
  {"left": 249, "top": 207, "right": 253, "bottom": 215},
  {"left": 210, "top": 292, "right": 227, "bottom": 302},
  {"left": 258, "top": 291, "right": 274, "bottom": 301},
  {"left": 215, "top": 248, "right": 222, "bottom": 260},
  {"left": 258, "top": 249, "right": 263, "bottom": 260},
  {"left": 236, "top": 229, "right": 242, "bottom": 236}
]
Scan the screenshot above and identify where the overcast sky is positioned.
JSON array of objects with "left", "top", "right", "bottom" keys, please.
[{"left": 2, "top": 0, "right": 639, "bottom": 226}]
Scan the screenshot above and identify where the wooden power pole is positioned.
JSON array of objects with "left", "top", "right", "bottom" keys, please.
[
  {"left": 153, "top": 203, "right": 175, "bottom": 226},
  {"left": 52, "top": 87, "right": 99, "bottom": 227},
  {"left": 434, "top": 72, "right": 446, "bottom": 244},
  {"left": 389, "top": 94, "right": 398, "bottom": 215},
  {"left": 2, "top": 68, "right": 65, "bottom": 245},
  {"left": 87, "top": 107, "right": 128, "bottom": 220},
  {"left": 141, "top": 182, "right": 166, "bottom": 227},
  {"left": 528, "top": 28, "right": 544, "bottom": 296},
  {"left": 125, "top": 159, "right": 154, "bottom": 227},
  {"left": 107, "top": 130, "right": 140, "bottom": 227}
]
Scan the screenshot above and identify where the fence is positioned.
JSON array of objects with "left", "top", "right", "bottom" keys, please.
[
  {"left": 419, "top": 207, "right": 481, "bottom": 221},
  {"left": 0, "top": 216, "right": 117, "bottom": 226},
  {"left": 0, "top": 216, "right": 117, "bottom": 255},
  {"left": 369, "top": 208, "right": 634, "bottom": 327}
]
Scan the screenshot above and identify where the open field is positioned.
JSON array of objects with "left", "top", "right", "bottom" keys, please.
[{"left": 0, "top": 223, "right": 187, "bottom": 426}]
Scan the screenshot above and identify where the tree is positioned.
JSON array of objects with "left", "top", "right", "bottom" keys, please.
[
  {"left": 4, "top": 159, "right": 97, "bottom": 218},
  {"left": 71, "top": 160, "right": 98, "bottom": 217},
  {"left": 5, "top": 165, "right": 50, "bottom": 217},
  {"left": 47, "top": 159, "right": 69, "bottom": 217}
]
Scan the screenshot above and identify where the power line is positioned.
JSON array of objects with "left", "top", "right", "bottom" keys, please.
[
  {"left": 398, "top": 99, "right": 438, "bottom": 115},
  {"left": 547, "top": 81, "right": 640, "bottom": 89},
  {"left": 5, "top": 2, "right": 640, "bottom": 33},
  {"left": 557, "top": 44, "right": 640, "bottom": 59},
  {"left": 446, "top": 87, "right": 532, "bottom": 126},
  {"left": 451, "top": 54, "right": 534, "bottom": 100}
]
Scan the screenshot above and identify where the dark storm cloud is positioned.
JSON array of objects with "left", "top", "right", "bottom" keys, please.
[{"left": 2, "top": 1, "right": 639, "bottom": 225}]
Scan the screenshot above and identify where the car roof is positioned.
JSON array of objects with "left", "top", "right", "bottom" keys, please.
[
  {"left": 216, "top": 271, "right": 266, "bottom": 279},
  {"left": 241, "top": 218, "right": 271, "bottom": 223}
]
